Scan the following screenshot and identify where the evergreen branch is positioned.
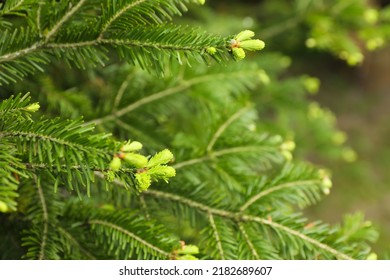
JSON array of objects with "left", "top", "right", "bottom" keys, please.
[
  {"left": 240, "top": 214, "right": 353, "bottom": 260},
  {"left": 0, "top": 93, "right": 33, "bottom": 129},
  {"left": 0, "top": 28, "right": 215, "bottom": 62},
  {"left": 114, "top": 119, "right": 164, "bottom": 149},
  {"left": 0, "top": 44, "right": 40, "bottom": 63},
  {"left": 145, "top": 190, "right": 235, "bottom": 218},
  {"left": 173, "top": 146, "right": 276, "bottom": 170},
  {"left": 0, "top": 130, "right": 106, "bottom": 155},
  {"left": 206, "top": 106, "right": 251, "bottom": 153},
  {"left": 44, "top": 0, "right": 87, "bottom": 43},
  {"left": 213, "top": 165, "right": 243, "bottom": 192},
  {"left": 240, "top": 180, "right": 321, "bottom": 212},
  {"left": 99, "top": 0, "right": 148, "bottom": 37},
  {"left": 25, "top": 164, "right": 137, "bottom": 192},
  {"left": 99, "top": 0, "right": 206, "bottom": 36},
  {"left": 85, "top": 80, "right": 190, "bottom": 126},
  {"left": 5, "top": 0, "right": 24, "bottom": 12},
  {"left": 57, "top": 226, "right": 96, "bottom": 260},
  {"left": 143, "top": 189, "right": 354, "bottom": 260},
  {"left": 88, "top": 219, "right": 171, "bottom": 258},
  {"left": 207, "top": 212, "right": 225, "bottom": 260},
  {"left": 0, "top": 23, "right": 230, "bottom": 84},
  {"left": 86, "top": 70, "right": 258, "bottom": 126},
  {"left": 24, "top": 163, "right": 105, "bottom": 172},
  {"left": 36, "top": 2, "right": 42, "bottom": 37},
  {"left": 45, "top": 36, "right": 213, "bottom": 51},
  {"left": 21, "top": 175, "right": 63, "bottom": 260},
  {"left": 238, "top": 222, "right": 260, "bottom": 259},
  {"left": 0, "top": 140, "right": 25, "bottom": 212},
  {"left": 35, "top": 176, "right": 49, "bottom": 260},
  {"left": 0, "top": 0, "right": 28, "bottom": 16},
  {"left": 10, "top": 0, "right": 25, "bottom": 11},
  {"left": 113, "top": 73, "right": 133, "bottom": 112}
]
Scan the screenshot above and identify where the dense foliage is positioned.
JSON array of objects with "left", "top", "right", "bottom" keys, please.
[{"left": 0, "top": 0, "right": 386, "bottom": 259}]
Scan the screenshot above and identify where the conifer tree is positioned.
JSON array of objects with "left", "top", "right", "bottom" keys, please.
[{"left": 0, "top": 0, "right": 380, "bottom": 259}]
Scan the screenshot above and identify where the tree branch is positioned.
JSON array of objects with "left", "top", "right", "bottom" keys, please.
[
  {"left": 99, "top": 0, "right": 148, "bottom": 38},
  {"left": 35, "top": 175, "right": 48, "bottom": 260},
  {"left": 240, "top": 180, "right": 321, "bottom": 212},
  {"left": 206, "top": 106, "right": 251, "bottom": 153},
  {"left": 238, "top": 222, "right": 260, "bottom": 259},
  {"left": 173, "top": 146, "right": 276, "bottom": 170},
  {"left": 143, "top": 189, "right": 353, "bottom": 260},
  {"left": 88, "top": 219, "right": 171, "bottom": 258},
  {"left": 207, "top": 212, "right": 225, "bottom": 260},
  {"left": 44, "top": 0, "right": 87, "bottom": 43}
]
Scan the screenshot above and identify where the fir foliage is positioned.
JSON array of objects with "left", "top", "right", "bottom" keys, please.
[
  {"left": 0, "top": 0, "right": 228, "bottom": 85},
  {"left": 0, "top": 0, "right": 381, "bottom": 260}
]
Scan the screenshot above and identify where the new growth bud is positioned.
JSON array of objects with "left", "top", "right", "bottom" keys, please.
[
  {"left": 121, "top": 141, "right": 143, "bottom": 152},
  {"left": 206, "top": 47, "right": 217, "bottom": 55},
  {"left": 135, "top": 172, "right": 152, "bottom": 191},
  {"left": 239, "top": 39, "right": 265, "bottom": 51},
  {"left": 147, "top": 149, "right": 174, "bottom": 168},
  {"left": 148, "top": 165, "right": 176, "bottom": 182},
  {"left": 25, "top": 103, "right": 40, "bottom": 112},
  {"left": 177, "top": 245, "right": 200, "bottom": 255},
  {"left": 232, "top": 47, "right": 246, "bottom": 61},
  {"left": 123, "top": 153, "right": 148, "bottom": 168},
  {"left": 235, "top": 30, "right": 255, "bottom": 42},
  {"left": 229, "top": 30, "right": 265, "bottom": 61},
  {"left": 109, "top": 157, "right": 121, "bottom": 171}
]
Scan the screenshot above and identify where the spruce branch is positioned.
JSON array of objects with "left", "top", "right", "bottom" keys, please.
[
  {"left": 0, "top": 3, "right": 241, "bottom": 84},
  {"left": 57, "top": 226, "right": 96, "bottom": 260},
  {"left": 21, "top": 175, "right": 63, "bottom": 260},
  {"left": 99, "top": 0, "right": 148, "bottom": 37},
  {"left": 35, "top": 1, "right": 42, "bottom": 36},
  {"left": 240, "top": 179, "right": 321, "bottom": 212},
  {"left": 88, "top": 219, "right": 171, "bottom": 258},
  {"left": 206, "top": 106, "right": 252, "bottom": 153},
  {"left": 86, "top": 81, "right": 189, "bottom": 126},
  {"left": 238, "top": 222, "right": 260, "bottom": 259},
  {"left": 0, "top": 94, "right": 177, "bottom": 194},
  {"left": 0, "top": 0, "right": 31, "bottom": 17},
  {"left": 99, "top": 0, "right": 206, "bottom": 37},
  {"left": 34, "top": 176, "right": 49, "bottom": 260},
  {"left": 207, "top": 212, "right": 225, "bottom": 259},
  {"left": 43, "top": 0, "right": 87, "bottom": 43},
  {"left": 240, "top": 214, "right": 352, "bottom": 260},
  {"left": 142, "top": 189, "right": 353, "bottom": 260},
  {"left": 0, "top": 139, "right": 26, "bottom": 213},
  {"left": 173, "top": 146, "right": 277, "bottom": 170},
  {"left": 85, "top": 69, "right": 262, "bottom": 126}
]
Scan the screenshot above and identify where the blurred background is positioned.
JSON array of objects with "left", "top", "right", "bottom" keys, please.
[{"left": 185, "top": 0, "right": 390, "bottom": 256}]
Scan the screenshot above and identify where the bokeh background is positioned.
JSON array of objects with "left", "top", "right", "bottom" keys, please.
[{"left": 186, "top": 0, "right": 390, "bottom": 256}]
